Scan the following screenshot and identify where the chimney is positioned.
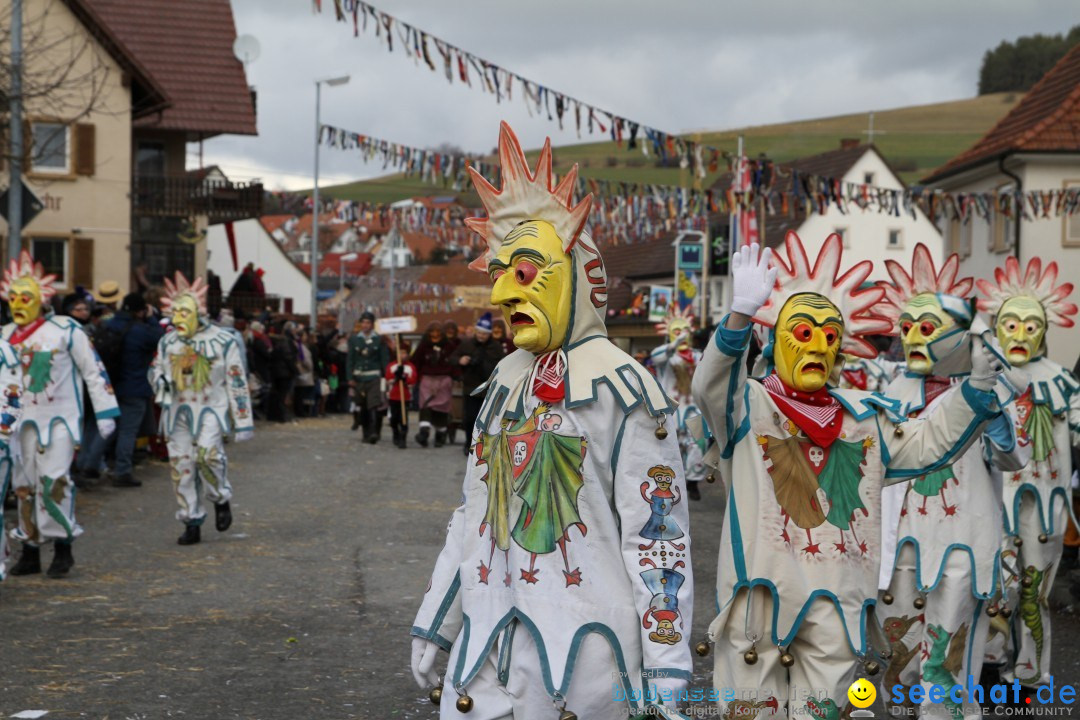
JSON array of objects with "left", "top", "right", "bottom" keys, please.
[{"left": 840, "top": 138, "right": 860, "bottom": 150}]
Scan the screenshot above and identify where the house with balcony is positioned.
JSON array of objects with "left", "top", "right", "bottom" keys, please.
[{"left": 1, "top": 0, "right": 259, "bottom": 297}]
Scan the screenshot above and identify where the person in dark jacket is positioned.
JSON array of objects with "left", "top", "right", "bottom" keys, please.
[
  {"left": 411, "top": 322, "right": 456, "bottom": 447},
  {"left": 268, "top": 322, "right": 298, "bottom": 422},
  {"left": 347, "top": 312, "right": 391, "bottom": 443},
  {"left": 77, "top": 292, "right": 163, "bottom": 486},
  {"left": 449, "top": 312, "right": 505, "bottom": 455}
]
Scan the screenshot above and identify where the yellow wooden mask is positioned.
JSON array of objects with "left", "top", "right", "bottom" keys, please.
[
  {"left": 488, "top": 221, "right": 572, "bottom": 354},
  {"left": 899, "top": 293, "right": 956, "bottom": 375},
  {"left": 995, "top": 296, "right": 1046, "bottom": 366},
  {"left": 773, "top": 293, "right": 844, "bottom": 392},
  {"left": 171, "top": 294, "right": 200, "bottom": 339},
  {"left": 8, "top": 276, "right": 43, "bottom": 327}
]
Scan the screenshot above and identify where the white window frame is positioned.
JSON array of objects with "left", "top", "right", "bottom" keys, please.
[
  {"left": 991, "top": 183, "right": 1016, "bottom": 254},
  {"left": 863, "top": 172, "right": 875, "bottom": 185},
  {"left": 30, "top": 121, "right": 72, "bottom": 176},
  {"left": 29, "top": 236, "right": 70, "bottom": 289},
  {"left": 887, "top": 228, "right": 904, "bottom": 250},
  {"left": 1063, "top": 180, "right": 1080, "bottom": 247}
]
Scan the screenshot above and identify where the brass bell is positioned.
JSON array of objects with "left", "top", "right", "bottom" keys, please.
[
  {"left": 1022, "top": 575, "right": 1034, "bottom": 588},
  {"left": 865, "top": 660, "right": 881, "bottom": 676},
  {"left": 882, "top": 592, "right": 894, "bottom": 605},
  {"left": 913, "top": 596, "right": 926, "bottom": 610},
  {"left": 696, "top": 640, "right": 712, "bottom": 657},
  {"left": 1038, "top": 533, "right": 1048, "bottom": 544},
  {"left": 429, "top": 687, "right": 443, "bottom": 705},
  {"left": 1002, "top": 606, "right": 1013, "bottom": 618},
  {"left": 744, "top": 647, "right": 758, "bottom": 665},
  {"left": 456, "top": 693, "right": 474, "bottom": 713},
  {"left": 1013, "top": 536, "right": 1023, "bottom": 547},
  {"left": 894, "top": 424, "right": 904, "bottom": 437},
  {"left": 780, "top": 650, "right": 795, "bottom": 668},
  {"left": 655, "top": 424, "right": 668, "bottom": 440},
  {"left": 986, "top": 605, "right": 999, "bottom": 618},
  {"left": 559, "top": 711, "right": 578, "bottom": 720},
  {"left": 707, "top": 472, "right": 717, "bottom": 484}
]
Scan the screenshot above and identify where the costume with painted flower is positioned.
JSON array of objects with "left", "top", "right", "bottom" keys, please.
[
  {"left": 150, "top": 272, "right": 253, "bottom": 545},
  {"left": 876, "top": 244, "right": 1027, "bottom": 716},
  {"left": 976, "top": 257, "right": 1080, "bottom": 688},
  {"left": 691, "top": 233, "right": 1005, "bottom": 719},
  {"left": 410, "top": 123, "right": 691, "bottom": 720},
  {"left": 1, "top": 250, "right": 116, "bottom": 578}
]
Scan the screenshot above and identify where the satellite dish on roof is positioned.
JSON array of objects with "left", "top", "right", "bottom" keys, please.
[{"left": 233, "top": 35, "right": 261, "bottom": 67}]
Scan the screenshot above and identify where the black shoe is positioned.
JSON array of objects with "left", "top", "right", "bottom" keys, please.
[
  {"left": 447, "top": 427, "right": 457, "bottom": 445},
  {"left": 112, "top": 473, "right": 142, "bottom": 488},
  {"left": 9, "top": 545, "right": 41, "bottom": 576},
  {"left": 434, "top": 430, "right": 447, "bottom": 448},
  {"left": 215, "top": 501, "right": 233, "bottom": 532},
  {"left": 415, "top": 428, "right": 430, "bottom": 447},
  {"left": 687, "top": 482, "right": 701, "bottom": 501},
  {"left": 178, "top": 525, "right": 201, "bottom": 545},
  {"left": 463, "top": 443, "right": 470, "bottom": 456},
  {"left": 351, "top": 412, "right": 362, "bottom": 431},
  {"left": 82, "top": 468, "right": 101, "bottom": 480},
  {"left": 46, "top": 542, "right": 74, "bottom": 578}
]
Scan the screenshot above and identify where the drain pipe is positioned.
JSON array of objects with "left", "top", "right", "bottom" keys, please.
[{"left": 998, "top": 154, "right": 1023, "bottom": 261}]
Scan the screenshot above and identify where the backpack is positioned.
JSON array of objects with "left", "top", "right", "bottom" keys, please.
[{"left": 94, "top": 319, "right": 132, "bottom": 382}]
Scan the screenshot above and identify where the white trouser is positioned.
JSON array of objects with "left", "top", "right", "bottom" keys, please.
[
  {"left": 439, "top": 620, "right": 643, "bottom": 720},
  {"left": 167, "top": 415, "right": 231, "bottom": 526},
  {"left": 713, "top": 589, "right": 860, "bottom": 720},
  {"left": 985, "top": 493, "right": 1065, "bottom": 688},
  {"left": 0, "top": 457, "right": 11, "bottom": 578},
  {"left": 885, "top": 544, "right": 990, "bottom": 719},
  {"left": 11, "top": 428, "right": 80, "bottom": 545}
]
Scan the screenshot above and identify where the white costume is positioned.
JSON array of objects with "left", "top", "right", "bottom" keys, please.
[
  {"left": 0, "top": 342, "right": 25, "bottom": 579},
  {"left": 650, "top": 310, "right": 707, "bottom": 486},
  {"left": 975, "top": 257, "right": 1080, "bottom": 688},
  {"left": 692, "top": 235, "right": 1004, "bottom": 720},
  {"left": 411, "top": 124, "right": 692, "bottom": 720}
]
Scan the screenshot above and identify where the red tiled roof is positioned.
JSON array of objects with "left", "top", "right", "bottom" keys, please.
[
  {"left": 400, "top": 232, "right": 440, "bottom": 262},
  {"left": 924, "top": 46, "right": 1080, "bottom": 183},
  {"left": 86, "top": 0, "right": 257, "bottom": 138},
  {"left": 259, "top": 214, "right": 295, "bottom": 235}
]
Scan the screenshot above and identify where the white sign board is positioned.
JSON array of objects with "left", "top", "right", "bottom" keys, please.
[{"left": 376, "top": 316, "right": 418, "bottom": 334}]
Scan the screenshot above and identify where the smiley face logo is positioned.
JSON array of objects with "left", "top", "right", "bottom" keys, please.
[{"left": 847, "top": 678, "right": 876, "bottom": 708}]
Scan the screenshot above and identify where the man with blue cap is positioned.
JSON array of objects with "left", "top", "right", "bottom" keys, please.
[{"left": 451, "top": 311, "right": 505, "bottom": 456}]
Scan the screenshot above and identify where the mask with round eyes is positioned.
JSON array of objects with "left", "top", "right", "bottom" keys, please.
[
  {"left": 488, "top": 220, "right": 572, "bottom": 354},
  {"left": 8, "top": 277, "right": 43, "bottom": 326},
  {"left": 995, "top": 296, "right": 1046, "bottom": 366},
  {"left": 773, "top": 293, "right": 844, "bottom": 392},
  {"left": 898, "top": 293, "right": 956, "bottom": 375},
  {"left": 171, "top": 295, "right": 200, "bottom": 339},
  {"left": 667, "top": 318, "right": 692, "bottom": 348}
]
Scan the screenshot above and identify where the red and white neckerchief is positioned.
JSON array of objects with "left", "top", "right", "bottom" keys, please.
[
  {"left": 917, "top": 375, "right": 953, "bottom": 415},
  {"left": 529, "top": 349, "right": 566, "bottom": 403},
  {"left": 9, "top": 315, "right": 47, "bottom": 346},
  {"left": 761, "top": 373, "right": 844, "bottom": 448},
  {"left": 841, "top": 367, "right": 868, "bottom": 390}
]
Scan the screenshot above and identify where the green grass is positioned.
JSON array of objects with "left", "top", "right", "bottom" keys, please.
[{"left": 319, "top": 93, "right": 1022, "bottom": 203}]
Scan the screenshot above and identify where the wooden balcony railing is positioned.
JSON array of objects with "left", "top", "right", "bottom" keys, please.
[{"left": 133, "top": 175, "right": 264, "bottom": 222}]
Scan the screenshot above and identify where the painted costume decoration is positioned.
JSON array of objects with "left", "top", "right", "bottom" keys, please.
[
  {"left": 411, "top": 123, "right": 691, "bottom": 720},
  {"left": 0, "top": 345, "right": 24, "bottom": 581},
  {"left": 877, "top": 244, "right": 1027, "bottom": 716},
  {"left": 1, "top": 251, "right": 118, "bottom": 578},
  {"left": 692, "top": 234, "right": 1003, "bottom": 720},
  {"left": 976, "top": 256, "right": 1080, "bottom": 688},
  {"left": 150, "top": 272, "right": 253, "bottom": 542},
  {"left": 650, "top": 307, "right": 707, "bottom": 490}
]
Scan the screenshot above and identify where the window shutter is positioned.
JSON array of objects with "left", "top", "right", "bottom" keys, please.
[
  {"left": 73, "top": 237, "right": 94, "bottom": 287},
  {"left": 74, "top": 124, "right": 95, "bottom": 176}
]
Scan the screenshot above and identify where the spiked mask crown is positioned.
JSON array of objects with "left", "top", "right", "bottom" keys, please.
[
  {"left": 976, "top": 256, "right": 1077, "bottom": 328},
  {"left": 878, "top": 243, "right": 974, "bottom": 332},
  {"left": 0, "top": 250, "right": 58, "bottom": 301}
]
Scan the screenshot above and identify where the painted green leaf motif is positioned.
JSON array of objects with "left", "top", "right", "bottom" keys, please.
[
  {"left": 26, "top": 350, "right": 53, "bottom": 393},
  {"left": 1024, "top": 403, "right": 1055, "bottom": 464},
  {"left": 816, "top": 439, "right": 866, "bottom": 531},
  {"left": 479, "top": 429, "right": 515, "bottom": 553},
  {"left": 912, "top": 467, "right": 954, "bottom": 497},
  {"left": 511, "top": 432, "right": 585, "bottom": 556}
]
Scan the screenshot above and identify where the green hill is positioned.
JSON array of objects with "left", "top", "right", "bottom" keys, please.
[{"left": 319, "top": 93, "right": 1021, "bottom": 204}]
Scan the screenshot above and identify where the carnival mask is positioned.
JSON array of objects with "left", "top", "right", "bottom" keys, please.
[
  {"left": 995, "top": 296, "right": 1046, "bottom": 366},
  {"left": 8, "top": 276, "right": 43, "bottom": 326},
  {"left": 774, "top": 293, "right": 844, "bottom": 393},
  {"left": 667, "top": 318, "right": 692, "bottom": 349},
  {"left": 899, "top": 293, "right": 956, "bottom": 375},
  {"left": 488, "top": 220, "right": 572, "bottom": 354},
  {"left": 171, "top": 295, "right": 200, "bottom": 339}
]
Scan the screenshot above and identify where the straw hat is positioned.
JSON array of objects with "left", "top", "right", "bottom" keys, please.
[{"left": 95, "top": 280, "right": 122, "bottom": 304}]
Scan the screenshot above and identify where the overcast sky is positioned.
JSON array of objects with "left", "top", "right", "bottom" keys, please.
[{"left": 197, "top": 0, "right": 1078, "bottom": 191}]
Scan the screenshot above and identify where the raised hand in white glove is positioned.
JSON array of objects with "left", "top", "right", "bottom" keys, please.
[
  {"left": 97, "top": 418, "right": 116, "bottom": 440},
  {"left": 649, "top": 676, "right": 689, "bottom": 707},
  {"left": 235, "top": 430, "right": 254, "bottom": 443},
  {"left": 410, "top": 636, "right": 441, "bottom": 689},
  {"left": 968, "top": 335, "right": 1005, "bottom": 392},
  {"left": 730, "top": 242, "right": 777, "bottom": 318}
]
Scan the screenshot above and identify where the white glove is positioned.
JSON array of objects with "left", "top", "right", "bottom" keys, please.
[
  {"left": 235, "top": 430, "right": 254, "bottom": 443},
  {"left": 97, "top": 418, "right": 116, "bottom": 439},
  {"left": 968, "top": 335, "right": 1004, "bottom": 392},
  {"left": 649, "top": 676, "right": 688, "bottom": 707},
  {"left": 730, "top": 242, "right": 777, "bottom": 317},
  {"left": 410, "top": 636, "right": 440, "bottom": 689}
]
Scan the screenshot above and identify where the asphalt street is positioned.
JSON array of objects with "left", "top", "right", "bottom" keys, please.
[{"left": 2, "top": 416, "right": 1078, "bottom": 719}]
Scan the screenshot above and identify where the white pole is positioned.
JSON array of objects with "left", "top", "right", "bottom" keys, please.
[
  {"left": 7, "top": 0, "right": 24, "bottom": 262},
  {"left": 338, "top": 254, "right": 345, "bottom": 330},
  {"left": 311, "top": 80, "right": 321, "bottom": 331},
  {"left": 727, "top": 135, "right": 744, "bottom": 313}
]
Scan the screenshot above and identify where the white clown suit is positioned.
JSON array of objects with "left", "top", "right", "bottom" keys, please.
[
  {"left": 151, "top": 321, "right": 253, "bottom": 528},
  {"left": 692, "top": 235, "right": 1004, "bottom": 720},
  {"left": 650, "top": 314, "right": 707, "bottom": 489},
  {"left": 0, "top": 341, "right": 25, "bottom": 579},
  {"left": 411, "top": 124, "right": 692, "bottom": 720},
  {"left": 3, "top": 315, "right": 118, "bottom": 546}
]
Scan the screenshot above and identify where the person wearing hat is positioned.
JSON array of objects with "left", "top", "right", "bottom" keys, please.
[
  {"left": 95, "top": 280, "right": 122, "bottom": 309},
  {"left": 449, "top": 311, "right": 505, "bottom": 456},
  {"left": 347, "top": 310, "right": 390, "bottom": 443}
]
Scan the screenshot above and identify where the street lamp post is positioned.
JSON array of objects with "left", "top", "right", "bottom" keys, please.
[
  {"left": 311, "top": 74, "right": 350, "bottom": 331},
  {"left": 337, "top": 251, "right": 358, "bottom": 330}
]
